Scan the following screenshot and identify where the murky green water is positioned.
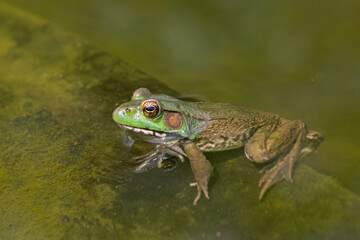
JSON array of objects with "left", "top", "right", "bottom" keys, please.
[{"left": 0, "top": 1, "right": 359, "bottom": 239}]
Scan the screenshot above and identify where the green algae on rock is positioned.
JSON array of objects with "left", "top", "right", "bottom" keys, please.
[{"left": 0, "top": 2, "right": 359, "bottom": 240}]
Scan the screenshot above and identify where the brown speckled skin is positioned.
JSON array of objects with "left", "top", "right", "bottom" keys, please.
[
  {"left": 194, "top": 103, "right": 279, "bottom": 151},
  {"left": 181, "top": 102, "right": 323, "bottom": 204}
]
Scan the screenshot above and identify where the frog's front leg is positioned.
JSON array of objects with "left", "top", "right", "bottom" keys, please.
[
  {"left": 181, "top": 140, "right": 213, "bottom": 205},
  {"left": 244, "top": 118, "right": 322, "bottom": 199}
]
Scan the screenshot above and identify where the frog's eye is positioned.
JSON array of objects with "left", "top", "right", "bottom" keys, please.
[{"left": 142, "top": 99, "right": 160, "bottom": 119}]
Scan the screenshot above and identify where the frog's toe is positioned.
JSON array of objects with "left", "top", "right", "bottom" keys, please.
[
  {"left": 258, "top": 157, "right": 295, "bottom": 200},
  {"left": 258, "top": 169, "right": 283, "bottom": 200},
  {"left": 306, "top": 129, "right": 324, "bottom": 141},
  {"left": 189, "top": 182, "right": 198, "bottom": 187},
  {"left": 193, "top": 184, "right": 202, "bottom": 206},
  {"left": 190, "top": 182, "right": 210, "bottom": 205}
]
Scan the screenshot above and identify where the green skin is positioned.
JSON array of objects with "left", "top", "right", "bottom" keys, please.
[{"left": 113, "top": 88, "right": 324, "bottom": 205}]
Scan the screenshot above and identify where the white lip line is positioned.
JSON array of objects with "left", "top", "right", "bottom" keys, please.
[{"left": 119, "top": 124, "right": 167, "bottom": 138}]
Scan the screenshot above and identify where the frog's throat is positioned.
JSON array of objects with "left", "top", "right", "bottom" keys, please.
[{"left": 118, "top": 124, "right": 167, "bottom": 138}]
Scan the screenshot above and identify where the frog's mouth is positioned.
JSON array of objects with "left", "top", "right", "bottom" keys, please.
[{"left": 118, "top": 124, "right": 167, "bottom": 138}]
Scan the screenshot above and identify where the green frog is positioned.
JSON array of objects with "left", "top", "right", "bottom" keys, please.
[{"left": 112, "top": 88, "right": 323, "bottom": 205}]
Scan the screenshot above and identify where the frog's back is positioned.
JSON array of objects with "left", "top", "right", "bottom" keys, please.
[{"left": 193, "top": 102, "right": 279, "bottom": 151}]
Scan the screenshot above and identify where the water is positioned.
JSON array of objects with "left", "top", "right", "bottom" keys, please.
[{"left": 0, "top": 1, "right": 359, "bottom": 239}]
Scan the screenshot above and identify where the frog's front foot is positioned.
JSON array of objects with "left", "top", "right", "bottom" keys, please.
[
  {"left": 190, "top": 182, "right": 210, "bottom": 205},
  {"left": 133, "top": 145, "right": 184, "bottom": 173},
  {"left": 181, "top": 141, "right": 213, "bottom": 206}
]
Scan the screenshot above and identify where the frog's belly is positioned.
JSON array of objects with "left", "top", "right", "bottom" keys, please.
[{"left": 196, "top": 130, "right": 251, "bottom": 152}]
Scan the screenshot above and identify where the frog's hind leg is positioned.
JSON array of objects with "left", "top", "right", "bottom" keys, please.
[
  {"left": 258, "top": 127, "right": 307, "bottom": 199},
  {"left": 244, "top": 119, "right": 308, "bottom": 200}
]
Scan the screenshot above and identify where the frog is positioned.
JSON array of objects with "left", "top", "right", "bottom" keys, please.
[{"left": 112, "top": 88, "right": 324, "bottom": 205}]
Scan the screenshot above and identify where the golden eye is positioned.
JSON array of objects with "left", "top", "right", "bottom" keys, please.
[{"left": 142, "top": 100, "right": 160, "bottom": 119}]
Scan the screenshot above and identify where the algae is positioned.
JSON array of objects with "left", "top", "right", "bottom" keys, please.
[{"left": 0, "top": 2, "right": 359, "bottom": 240}]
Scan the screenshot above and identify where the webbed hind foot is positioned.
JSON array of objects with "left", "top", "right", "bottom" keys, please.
[
  {"left": 258, "top": 128, "right": 306, "bottom": 199},
  {"left": 258, "top": 154, "right": 294, "bottom": 200}
]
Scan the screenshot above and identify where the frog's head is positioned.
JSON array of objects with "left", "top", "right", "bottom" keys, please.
[{"left": 112, "top": 88, "right": 210, "bottom": 140}]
